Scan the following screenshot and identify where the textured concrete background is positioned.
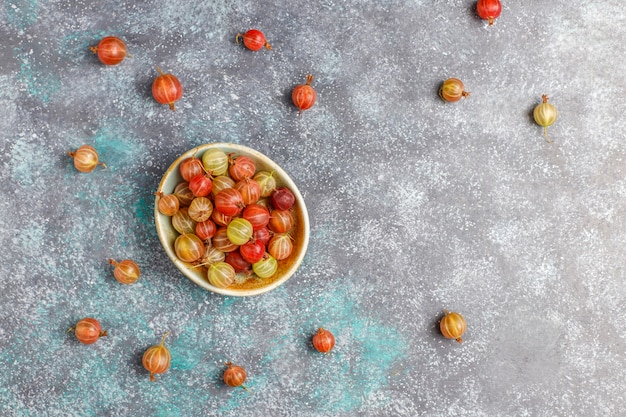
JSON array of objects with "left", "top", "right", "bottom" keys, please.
[{"left": 0, "top": 0, "right": 625, "bottom": 416}]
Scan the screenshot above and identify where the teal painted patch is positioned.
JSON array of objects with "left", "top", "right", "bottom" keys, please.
[
  {"left": 302, "top": 286, "right": 408, "bottom": 413},
  {"left": 6, "top": 0, "right": 39, "bottom": 29}
]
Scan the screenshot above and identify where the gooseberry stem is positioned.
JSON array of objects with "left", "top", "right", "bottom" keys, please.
[{"left": 543, "top": 127, "right": 552, "bottom": 143}]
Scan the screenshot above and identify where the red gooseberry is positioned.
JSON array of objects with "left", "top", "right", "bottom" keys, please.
[
  {"left": 195, "top": 219, "right": 217, "bottom": 241},
  {"left": 179, "top": 155, "right": 205, "bottom": 182},
  {"left": 236, "top": 29, "right": 271, "bottom": 51},
  {"left": 270, "top": 187, "right": 295, "bottom": 211},
  {"left": 292, "top": 74, "right": 316, "bottom": 115},
  {"left": 215, "top": 188, "right": 245, "bottom": 217},
  {"left": 236, "top": 178, "right": 262, "bottom": 205},
  {"left": 240, "top": 240, "right": 265, "bottom": 264},
  {"left": 225, "top": 250, "right": 252, "bottom": 273},
  {"left": 268, "top": 209, "right": 294, "bottom": 233},
  {"left": 229, "top": 155, "right": 256, "bottom": 181},
  {"left": 243, "top": 204, "right": 270, "bottom": 231},
  {"left": 189, "top": 174, "right": 213, "bottom": 197},
  {"left": 476, "top": 0, "right": 502, "bottom": 25},
  {"left": 90, "top": 36, "right": 127, "bottom": 65},
  {"left": 152, "top": 67, "right": 183, "bottom": 111},
  {"left": 252, "top": 227, "right": 271, "bottom": 246},
  {"left": 312, "top": 327, "right": 335, "bottom": 353},
  {"left": 68, "top": 318, "right": 108, "bottom": 345}
]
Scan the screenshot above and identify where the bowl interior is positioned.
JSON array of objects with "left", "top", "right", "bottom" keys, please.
[{"left": 155, "top": 143, "right": 310, "bottom": 296}]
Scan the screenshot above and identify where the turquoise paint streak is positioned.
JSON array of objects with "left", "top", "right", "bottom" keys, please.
[
  {"left": 304, "top": 286, "right": 408, "bottom": 413},
  {"left": 6, "top": 0, "right": 39, "bottom": 29}
]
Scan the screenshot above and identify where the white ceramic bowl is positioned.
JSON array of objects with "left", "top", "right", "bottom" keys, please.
[{"left": 155, "top": 143, "right": 310, "bottom": 296}]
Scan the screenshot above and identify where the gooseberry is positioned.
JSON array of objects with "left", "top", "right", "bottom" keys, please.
[
  {"left": 156, "top": 192, "right": 180, "bottom": 216},
  {"left": 439, "top": 78, "right": 470, "bottom": 102},
  {"left": 243, "top": 204, "right": 270, "bottom": 231},
  {"left": 253, "top": 171, "right": 277, "bottom": 197},
  {"left": 229, "top": 155, "right": 256, "bottom": 181},
  {"left": 223, "top": 362, "right": 250, "bottom": 391},
  {"left": 174, "top": 182, "right": 194, "bottom": 206},
  {"left": 227, "top": 218, "right": 253, "bottom": 246},
  {"left": 202, "top": 149, "right": 228, "bottom": 176},
  {"left": 312, "top": 327, "right": 335, "bottom": 353},
  {"left": 267, "top": 233, "right": 293, "bottom": 260},
  {"left": 252, "top": 227, "right": 271, "bottom": 246},
  {"left": 90, "top": 36, "right": 127, "bottom": 65},
  {"left": 172, "top": 207, "right": 197, "bottom": 235},
  {"left": 174, "top": 233, "right": 205, "bottom": 263},
  {"left": 213, "top": 228, "right": 238, "bottom": 253},
  {"left": 211, "top": 175, "right": 236, "bottom": 197},
  {"left": 292, "top": 74, "right": 316, "bottom": 115},
  {"left": 199, "top": 244, "right": 225, "bottom": 266},
  {"left": 270, "top": 187, "right": 295, "bottom": 211},
  {"left": 215, "top": 188, "right": 245, "bottom": 216},
  {"left": 189, "top": 174, "right": 213, "bottom": 197},
  {"left": 211, "top": 210, "right": 233, "bottom": 227},
  {"left": 268, "top": 209, "right": 294, "bottom": 233},
  {"left": 109, "top": 258, "right": 141, "bottom": 284},
  {"left": 225, "top": 250, "right": 252, "bottom": 273},
  {"left": 440, "top": 310, "right": 467, "bottom": 343},
  {"left": 152, "top": 67, "right": 183, "bottom": 111},
  {"left": 239, "top": 240, "right": 265, "bottom": 264},
  {"left": 207, "top": 261, "right": 236, "bottom": 288},
  {"left": 195, "top": 219, "right": 217, "bottom": 241},
  {"left": 476, "top": 0, "right": 502, "bottom": 25},
  {"left": 252, "top": 253, "right": 277, "bottom": 278},
  {"left": 179, "top": 154, "right": 205, "bottom": 182},
  {"left": 236, "top": 29, "right": 271, "bottom": 51},
  {"left": 142, "top": 332, "right": 171, "bottom": 382},
  {"left": 68, "top": 145, "right": 106, "bottom": 173},
  {"left": 188, "top": 196, "right": 213, "bottom": 222},
  {"left": 235, "top": 178, "right": 261, "bottom": 205},
  {"left": 533, "top": 94, "right": 558, "bottom": 143},
  {"left": 67, "top": 318, "right": 108, "bottom": 345}
]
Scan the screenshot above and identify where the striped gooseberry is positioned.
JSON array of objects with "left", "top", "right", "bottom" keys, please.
[
  {"left": 142, "top": 333, "right": 171, "bottom": 382},
  {"left": 225, "top": 250, "right": 252, "bottom": 274},
  {"left": 267, "top": 233, "right": 293, "bottom": 260},
  {"left": 292, "top": 74, "right": 316, "bottom": 115},
  {"left": 243, "top": 204, "right": 270, "bottom": 231},
  {"left": 229, "top": 155, "right": 256, "bottom": 181},
  {"left": 252, "top": 253, "right": 277, "bottom": 278},
  {"left": 189, "top": 173, "right": 213, "bottom": 197},
  {"left": 172, "top": 207, "right": 197, "bottom": 235},
  {"left": 174, "top": 182, "right": 194, "bottom": 206},
  {"left": 195, "top": 219, "right": 217, "bottom": 241},
  {"left": 109, "top": 258, "right": 141, "bottom": 284},
  {"left": 252, "top": 227, "right": 271, "bottom": 246},
  {"left": 227, "top": 218, "right": 253, "bottom": 246},
  {"left": 239, "top": 240, "right": 265, "bottom": 264},
  {"left": 223, "top": 363, "right": 250, "bottom": 391},
  {"left": 213, "top": 228, "right": 238, "bottom": 253},
  {"left": 235, "top": 178, "right": 261, "bottom": 205},
  {"left": 439, "top": 78, "right": 470, "bottom": 102},
  {"left": 152, "top": 67, "right": 183, "bottom": 111},
  {"left": 207, "top": 261, "right": 236, "bottom": 288},
  {"left": 253, "top": 171, "right": 277, "bottom": 197},
  {"left": 68, "top": 318, "right": 108, "bottom": 345},
  {"left": 90, "top": 36, "right": 127, "bottom": 65},
  {"left": 156, "top": 192, "right": 180, "bottom": 216},
  {"left": 236, "top": 29, "right": 271, "bottom": 51},
  {"left": 211, "top": 210, "right": 233, "bottom": 227},
  {"left": 202, "top": 149, "right": 228, "bottom": 176},
  {"left": 268, "top": 209, "right": 294, "bottom": 233},
  {"left": 270, "top": 187, "right": 295, "bottom": 211},
  {"left": 211, "top": 175, "right": 236, "bottom": 197},
  {"left": 215, "top": 188, "right": 245, "bottom": 216},
  {"left": 174, "top": 233, "right": 205, "bottom": 263},
  {"left": 68, "top": 145, "right": 106, "bottom": 173},
  {"left": 188, "top": 197, "right": 213, "bottom": 222},
  {"left": 312, "top": 327, "right": 335, "bottom": 353},
  {"left": 199, "top": 244, "right": 225, "bottom": 266},
  {"left": 440, "top": 310, "right": 467, "bottom": 343},
  {"left": 179, "top": 154, "right": 205, "bottom": 182}
]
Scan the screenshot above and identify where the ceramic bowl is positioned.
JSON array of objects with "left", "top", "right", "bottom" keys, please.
[{"left": 155, "top": 143, "right": 310, "bottom": 296}]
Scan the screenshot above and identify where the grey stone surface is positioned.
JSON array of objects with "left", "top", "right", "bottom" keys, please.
[{"left": 0, "top": 1, "right": 625, "bottom": 416}]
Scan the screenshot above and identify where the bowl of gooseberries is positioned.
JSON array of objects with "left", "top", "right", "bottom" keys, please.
[{"left": 155, "top": 143, "right": 310, "bottom": 296}]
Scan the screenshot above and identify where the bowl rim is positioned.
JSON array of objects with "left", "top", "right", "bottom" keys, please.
[{"left": 154, "top": 142, "right": 310, "bottom": 296}]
